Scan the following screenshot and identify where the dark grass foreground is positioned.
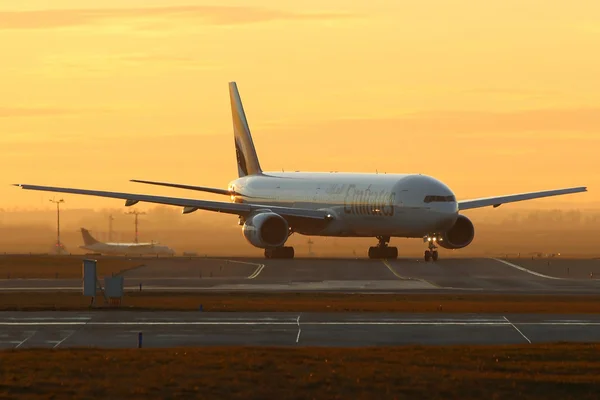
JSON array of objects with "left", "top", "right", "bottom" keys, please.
[
  {"left": 2, "top": 292, "right": 600, "bottom": 313},
  {"left": 1, "top": 344, "right": 599, "bottom": 399}
]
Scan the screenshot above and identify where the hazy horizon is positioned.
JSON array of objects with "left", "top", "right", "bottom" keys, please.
[{"left": 1, "top": 205, "right": 598, "bottom": 257}]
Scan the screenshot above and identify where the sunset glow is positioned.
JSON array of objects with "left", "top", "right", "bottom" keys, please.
[{"left": 2, "top": 0, "right": 598, "bottom": 210}]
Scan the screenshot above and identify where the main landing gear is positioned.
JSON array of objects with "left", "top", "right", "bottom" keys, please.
[
  {"left": 264, "top": 246, "right": 295, "bottom": 259},
  {"left": 368, "top": 236, "right": 398, "bottom": 259},
  {"left": 423, "top": 235, "right": 439, "bottom": 262}
]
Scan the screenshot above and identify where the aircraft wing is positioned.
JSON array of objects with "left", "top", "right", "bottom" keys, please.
[
  {"left": 130, "top": 179, "right": 231, "bottom": 196},
  {"left": 458, "top": 186, "right": 587, "bottom": 211},
  {"left": 129, "top": 179, "right": 261, "bottom": 199},
  {"left": 13, "top": 184, "right": 334, "bottom": 221}
]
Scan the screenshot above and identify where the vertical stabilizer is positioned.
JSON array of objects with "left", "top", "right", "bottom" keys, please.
[
  {"left": 229, "top": 82, "right": 263, "bottom": 177},
  {"left": 80, "top": 228, "right": 100, "bottom": 246}
]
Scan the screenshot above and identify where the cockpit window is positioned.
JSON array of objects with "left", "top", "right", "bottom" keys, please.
[{"left": 424, "top": 195, "right": 455, "bottom": 203}]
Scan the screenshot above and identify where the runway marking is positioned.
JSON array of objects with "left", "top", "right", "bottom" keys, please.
[
  {"left": 212, "top": 258, "right": 263, "bottom": 267},
  {"left": 247, "top": 263, "right": 266, "bottom": 279},
  {"left": 156, "top": 334, "right": 198, "bottom": 338},
  {"left": 15, "top": 331, "right": 36, "bottom": 348},
  {"left": 503, "top": 316, "right": 532, "bottom": 344},
  {"left": 382, "top": 260, "right": 441, "bottom": 288},
  {"left": 208, "top": 258, "right": 266, "bottom": 279},
  {"left": 3, "top": 321, "right": 600, "bottom": 326},
  {"left": 0, "top": 287, "right": 82, "bottom": 291},
  {"left": 296, "top": 314, "right": 302, "bottom": 343},
  {"left": 381, "top": 260, "right": 411, "bottom": 280},
  {"left": 491, "top": 258, "right": 564, "bottom": 280},
  {"left": 53, "top": 330, "right": 76, "bottom": 348},
  {"left": 5, "top": 317, "right": 91, "bottom": 321}
]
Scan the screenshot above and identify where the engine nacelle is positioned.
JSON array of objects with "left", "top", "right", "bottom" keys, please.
[
  {"left": 242, "top": 212, "right": 289, "bottom": 248},
  {"left": 438, "top": 214, "right": 475, "bottom": 250}
]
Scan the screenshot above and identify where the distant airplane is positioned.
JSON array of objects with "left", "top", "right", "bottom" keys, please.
[
  {"left": 14, "top": 82, "right": 587, "bottom": 261},
  {"left": 79, "top": 228, "right": 175, "bottom": 256}
]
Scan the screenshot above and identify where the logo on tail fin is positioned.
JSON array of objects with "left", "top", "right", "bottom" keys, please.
[
  {"left": 235, "top": 138, "right": 249, "bottom": 177},
  {"left": 229, "top": 82, "right": 262, "bottom": 177},
  {"left": 80, "top": 228, "right": 100, "bottom": 246}
]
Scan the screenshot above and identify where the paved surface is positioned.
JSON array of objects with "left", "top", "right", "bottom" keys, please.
[
  {"left": 1, "top": 311, "right": 599, "bottom": 348},
  {"left": 0, "top": 257, "right": 599, "bottom": 294}
]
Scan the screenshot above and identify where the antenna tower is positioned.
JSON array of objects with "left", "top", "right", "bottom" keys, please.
[
  {"left": 125, "top": 210, "right": 146, "bottom": 243},
  {"left": 49, "top": 198, "right": 66, "bottom": 254}
]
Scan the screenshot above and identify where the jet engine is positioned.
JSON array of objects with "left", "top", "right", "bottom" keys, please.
[
  {"left": 242, "top": 212, "right": 289, "bottom": 248},
  {"left": 438, "top": 214, "right": 475, "bottom": 249}
]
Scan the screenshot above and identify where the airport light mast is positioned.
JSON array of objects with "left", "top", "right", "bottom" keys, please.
[
  {"left": 49, "top": 198, "right": 65, "bottom": 254},
  {"left": 125, "top": 210, "right": 146, "bottom": 243}
]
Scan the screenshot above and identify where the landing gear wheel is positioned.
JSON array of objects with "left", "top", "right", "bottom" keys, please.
[
  {"left": 424, "top": 250, "right": 431, "bottom": 262},
  {"left": 432, "top": 251, "right": 438, "bottom": 262},
  {"left": 368, "top": 236, "right": 397, "bottom": 259},
  {"left": 386, "top": 247, "right": 398, "bottom": 259},
  {"left": 368, "top": 246, "right": 398, "bottom": 259},
  {"left": 368, "top": 246, "right": 379, "bottom": 259},
  {"left": 264, "top": 246, "right": 295, "bottom": 259}
]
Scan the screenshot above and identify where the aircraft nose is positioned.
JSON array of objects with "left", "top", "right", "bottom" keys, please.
[{"left": 417, "top": 176, "right": 458, "bottom": 229}]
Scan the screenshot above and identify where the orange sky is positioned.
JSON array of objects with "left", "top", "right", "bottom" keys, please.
[{"left": 1, "top": 0, "right": 599, "bottom": 211}]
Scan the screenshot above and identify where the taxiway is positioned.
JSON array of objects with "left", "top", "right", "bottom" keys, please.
[{"left": 0, "top": 257, "right": 599, "bottom": 294}]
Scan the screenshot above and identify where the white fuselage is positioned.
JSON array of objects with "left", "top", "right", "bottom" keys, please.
[
  {"left": 229, "top": 172, "right": 459, "bottom": 238},
  {"left": 80, "top": 242, "right": 175, "bottom": 256}
]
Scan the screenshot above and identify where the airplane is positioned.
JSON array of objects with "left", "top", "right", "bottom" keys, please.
[
  {"left": 79, "top": 228, "right": 175, "bottom": 256},
  {"left": 14, "top": 82, "right": 587, "bottom": 261}
]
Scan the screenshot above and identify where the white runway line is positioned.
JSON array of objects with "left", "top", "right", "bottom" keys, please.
[
  {"left": 0, "top": 287, "right": 81, "bottom": 291},
  {"left": 2, "top": 320, "right": 600, "bottom": 327},
  {"left": 296, "top": 314, "right": 302, "bottom": 343},
  {"left": 382, "top": 260, "right": 441, "bottom": 288},
  {"left": 53, "top": 330, "right": 76, "bottom": 348},
  {"left": 209, "top": 258, "right": 265, "bottom": 279},
  {"left": 15, "top": 331, "right": 36, "bottom": 348},
  {"left": 491, "top": 258, "right": 563, "bottom": 280},
  {"left": 247, "top": 263, "right": 266, "bottom": 279},
  {"left": 503, "top": 316, "right": 532, "bottom": 344},
  {"left": 4, "top": 317, "right": 91, "bottom": 321},
  {"left": 381, "top": 260, "right": 411, "bottom": 280},
  {"left": 212, "top": 258, "right": 264, "bottom": 267}
]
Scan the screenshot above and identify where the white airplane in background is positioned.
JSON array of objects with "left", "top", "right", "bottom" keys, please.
[
  {"left": 14, "top": 82, "right": 587, "bottom": 261},
  {"left": 79, "top": 228, "right": 175, "bottom": 256}
]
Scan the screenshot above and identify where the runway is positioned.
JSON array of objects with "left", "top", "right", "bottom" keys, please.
[
  {"left": 1, "top": 311, "right": 599, "bottom": 348},
  {"left": 1, "top": 257, "right": 599, "bottom": 294}
]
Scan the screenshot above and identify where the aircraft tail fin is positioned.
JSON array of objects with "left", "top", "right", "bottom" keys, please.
[
  {"left": 80, "top": 228, "right": 100, "bottom": 246},
  {"left": 229, "top": 82, "right": 263, "bottom": 177}
]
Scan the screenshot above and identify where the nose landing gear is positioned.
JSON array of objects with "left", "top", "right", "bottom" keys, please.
[
  {"left": 423, "top": 235, "right": 439, "bottom": 262},
  {"left": 368, "top": 236, "right": 398, "bottom": 259}
]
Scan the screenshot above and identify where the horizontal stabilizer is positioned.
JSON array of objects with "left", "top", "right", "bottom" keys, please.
[{"left": 459, "top": 186, "right": 587, "bottom": 210}]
